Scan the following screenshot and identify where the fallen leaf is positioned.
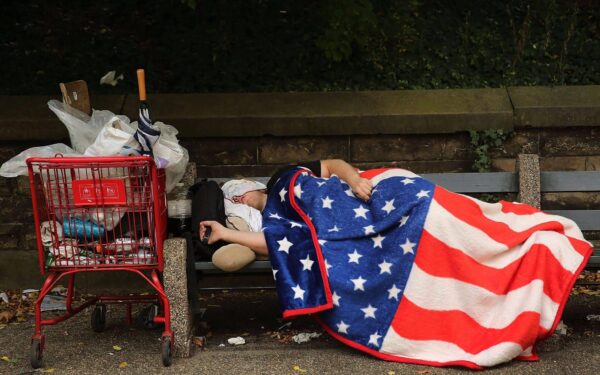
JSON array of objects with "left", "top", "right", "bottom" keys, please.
[
  {"left": 416, "top": 371, "right": 431, "bottom": 374},
  {"left": 42, "top": 368, "right": 55, "bottom": 373},
  {"left": 192, "top": 336, "right": 206, "bottom": 350},
  {"left": 388, "top": 371, "right": 396, "bottom": 375},
  {"left": 119, "top": 361, "right": 128, "bottom": 368},
  {"left": 113, "top": 345, "right": 122, "bottom": 351},
  {"left": 0, "top": 310, "right": 15, "bottom": 324},
  {"left": 292, "top": 364, "right": 307, "bottom": 373},
  {"left": 0, "top": 355, "right": 16, "bottom": 363}
]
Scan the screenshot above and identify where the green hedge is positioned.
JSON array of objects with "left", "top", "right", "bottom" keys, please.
[{"left": 2, "top": 0, "right": 599, "bottom": 94}]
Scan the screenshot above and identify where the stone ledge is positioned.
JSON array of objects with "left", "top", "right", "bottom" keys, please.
[
  {"left": 1, "top": 86, "right": 598, "bottom": 141},
  {"left": 0, "top": 95, "right": 125, "bottom": 141},
  {"left": 121, "top": 89, "right": 513, "bottom": 137},
  {"left": 509, "top": 85, "right": 600, "bottom": 128}
]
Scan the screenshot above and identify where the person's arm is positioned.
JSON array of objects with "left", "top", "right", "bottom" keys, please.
[
  {"left": 320, "top": 159, "right": 373, "bottom": 201},
  {"left": 200, "top": 220, "right": 268, "bottom": 256}
]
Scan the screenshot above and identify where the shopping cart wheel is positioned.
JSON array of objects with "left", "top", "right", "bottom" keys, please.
[
  {"left": 137, "top": 304, "right": 160, "bottom": 330},
  {"left": 161, "top": 336, "right": 172, "bottom": 367},
  {"left": 30, "top": 339, "right": 43, "bottom": 369},
  {"left": 91, "top": 303, "right": 107, "bottom": 333}
]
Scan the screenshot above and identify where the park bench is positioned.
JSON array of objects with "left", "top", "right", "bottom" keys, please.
[{"left": 194, "top": 154, "right": 599, "bottom": 278}]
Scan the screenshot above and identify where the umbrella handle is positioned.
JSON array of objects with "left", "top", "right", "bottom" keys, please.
[{"left": 137, "top": 69, "right": 147, "bottom": 101}]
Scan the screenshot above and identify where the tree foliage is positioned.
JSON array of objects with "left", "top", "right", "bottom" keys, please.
[{"left": 2, "top": 0, "right": 598, "bottom": 94}]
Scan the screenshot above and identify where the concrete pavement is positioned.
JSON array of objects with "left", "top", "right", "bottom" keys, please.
[{"left": 1, "top": 290, "right": 599, "bottom": 374}]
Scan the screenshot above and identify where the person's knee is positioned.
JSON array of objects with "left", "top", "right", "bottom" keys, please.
[{"left": 212, "top": 243, "right": 256, "bottom": 272}]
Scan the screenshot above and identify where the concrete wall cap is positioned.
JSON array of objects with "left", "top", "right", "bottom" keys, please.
[
  {"left": 509, "top": 85, "right": 600, "bottom": 127},
  {"left": 0, "top": 87, "right": 599, "bottom": 140}
]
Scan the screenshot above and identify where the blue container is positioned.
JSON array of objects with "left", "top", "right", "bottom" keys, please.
[{"left": 63, "top": 218, "right": 105, "bottom": 240}]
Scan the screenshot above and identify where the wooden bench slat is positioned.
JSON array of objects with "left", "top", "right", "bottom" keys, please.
[
  {"left": 208, "top": 173, "right": 519, "bottom": 194},
  {"left": 545, "top": 210, "right": 600, "bottom": 231},
  {"left": 541, "top": 171, "right": 600, "bottom": 192},
  {"left": 196, "top": 260, "right": 272, "bottom": 273},
  {"left": 422, "top": 172, "right": 518, "bottom": 193}
]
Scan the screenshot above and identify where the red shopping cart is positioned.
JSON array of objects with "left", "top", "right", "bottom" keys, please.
[{"left": 26, "top": 155, "right": 173, "bottom": 368}]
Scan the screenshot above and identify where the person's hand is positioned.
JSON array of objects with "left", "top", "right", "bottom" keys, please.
[
  {"left": 199, "top": 220, "right": 225, "bottom": 244},
  {"left": 349, "top": 176, "right": 373, "bottom": 201}
]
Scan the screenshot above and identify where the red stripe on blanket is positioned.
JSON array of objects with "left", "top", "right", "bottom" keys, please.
[
  {"left": 358, "top": 168, "right": 393, "bottom": 180},
  {"left": 390, "top": 298, "right": 547, "bottom": 354},
  {"left": 416, "top": 230, "right": 573, "bottom": 300},
  {"left": 313, "top": 315, "right": 484, "bottom": 370},
  {"left": 433, "top": 187, "right": 567, "bottom": 246},
  {"left": 499, "top": 200, "right": 543, "bottom": 215}
]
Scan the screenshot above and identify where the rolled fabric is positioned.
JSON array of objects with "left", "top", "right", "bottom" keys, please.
[{"left": 40, "top": 221, "right": 63, "bottom": 247}]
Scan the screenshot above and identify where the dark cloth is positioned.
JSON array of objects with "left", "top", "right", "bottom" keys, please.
[{"left": 266, "top": 160, "right": 321, "bottom": 192}]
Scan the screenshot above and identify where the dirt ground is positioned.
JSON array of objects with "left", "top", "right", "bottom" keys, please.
[{"left": 1, "top": 287, "right": 600, "bottom": 375}]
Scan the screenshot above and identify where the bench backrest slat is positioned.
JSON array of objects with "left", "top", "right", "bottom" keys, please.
[
  {"left": 545, "top": 210, "right": 600, "bottom": 231},
  {"left": 541, "top": 171, "right": 600, "bottom": 192},
  {"left": 422, "top": 172, "right": 518, "bottom": 193},
  {"left": 208, "top": 172, "right": 519, "bottom": 194}
]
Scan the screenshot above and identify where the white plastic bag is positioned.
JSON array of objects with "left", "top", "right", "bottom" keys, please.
[
  {"left": 164, "top": 146, "right": 189, "bottom": 193},
  {"left": 153, "top": 121, "right": 188, "bottom": 192},
  {"left": 48, "top": 100, "right": 129, "bottom": 153},
  {"left": 129, "top": 120, "right": 189, "bottom": 192},
  {"left": 0, "top": 143, "right": 80, "bottom": 177},
  {"left": 84, "top": 117, "right": 138, "bottom": 157}
]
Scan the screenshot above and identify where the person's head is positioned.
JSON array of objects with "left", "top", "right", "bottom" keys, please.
[
  {"left": 221, "top": 179, "right": 268, "bottom": 211},
  {"left": 233, "top": 189, "right": 267, "bottom": 211}
]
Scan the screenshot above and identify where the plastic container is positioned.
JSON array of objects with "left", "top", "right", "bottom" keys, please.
[
  {"left": 63, "top": 217, "right": 105, "bottom": 240},
  {"left": 167, "top": 182, "right": 192, "bottom": 236}
]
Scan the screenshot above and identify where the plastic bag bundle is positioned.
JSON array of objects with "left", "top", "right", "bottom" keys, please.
[{"left": 0, "top": 100, "right": 189, "bottom": 193}]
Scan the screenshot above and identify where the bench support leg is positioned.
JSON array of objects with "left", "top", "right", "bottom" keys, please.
[
  {"left": 517, "top": 154, "right": 541, "bottom": 209},
  {"left": 163, "top": 237, "right": 193, "bottom": 357}
]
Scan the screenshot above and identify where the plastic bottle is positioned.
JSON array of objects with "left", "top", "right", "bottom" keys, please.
[
  {"left": 63, "top": 217, "right": 105, "bottom": 240},
  {"left": 167, "top": 182, "right": 192, "bottom": 236}
]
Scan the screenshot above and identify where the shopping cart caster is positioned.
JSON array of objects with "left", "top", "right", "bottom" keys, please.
[
  {"left": 91, "top": 303, "right": 107, "bottom": 333},
  {"left": 30, "top": 338, "right": 43, "bottom": 369},
  {"left": 161, "top": 336, "right": 172, "bottom": 367},
  {"left": 137, "top": 304, "right": 160, "bottom": 330}
]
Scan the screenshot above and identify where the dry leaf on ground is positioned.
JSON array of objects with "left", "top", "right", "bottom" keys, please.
[
  {"left": 292, "top": 364, "right": 307, "bottom": 372},
  {"left": 0, "top": 310, "right": 15, "bottom": 324},
  {"left": 192, "top": 336, "right": 206, "bottom": 350}
]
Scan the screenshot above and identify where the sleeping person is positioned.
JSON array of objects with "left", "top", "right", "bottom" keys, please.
[
  {"left": 206, "top": 160, "right": 371, "bottom": 262},
  {"left": 201, "top": 159, "right": 592, "bottom": 369}
]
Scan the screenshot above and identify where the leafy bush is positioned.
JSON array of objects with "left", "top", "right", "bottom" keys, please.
[{"left": 2, "top": 0, "right": 598, "bottom": 94}]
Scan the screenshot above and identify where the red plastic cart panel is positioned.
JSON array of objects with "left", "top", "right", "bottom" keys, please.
[{"left": 72, "top": 178, "right": 126, "bottom": 206}]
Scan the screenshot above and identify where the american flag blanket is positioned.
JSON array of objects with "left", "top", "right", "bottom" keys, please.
[{"left": 262, "top": 167, "right": 593, "bottom": 369}]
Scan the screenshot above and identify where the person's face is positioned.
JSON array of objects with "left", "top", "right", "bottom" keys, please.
[{"left": 234, "top": 190, "right": 265, "bottom": 211}]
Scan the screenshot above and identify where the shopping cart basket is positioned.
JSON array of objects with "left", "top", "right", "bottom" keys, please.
[{"left": 26, "top": 155, "right": 173, "bottom": 367}]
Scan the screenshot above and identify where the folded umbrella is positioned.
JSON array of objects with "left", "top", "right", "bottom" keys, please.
[{"left": 133, "top": 69, "right": 161, "bottom": 157}]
